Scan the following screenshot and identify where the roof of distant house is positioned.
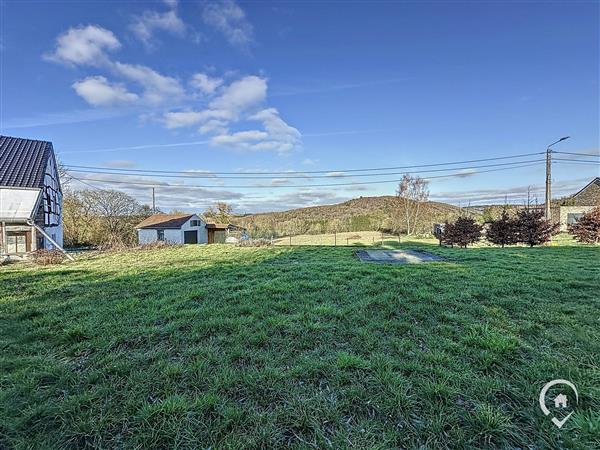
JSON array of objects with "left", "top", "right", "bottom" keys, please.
[
  {"left": 205, "top": 223, "right": 229, "bottom": 230},
  {"left": 571, "top": 177, "right": 600, "bottom": 206},
  {"left": 136, "top": 214, "right": 195, "bottom": 229},
  {"left": 0, "top": 135, "right": 56, "bottom": 189}
]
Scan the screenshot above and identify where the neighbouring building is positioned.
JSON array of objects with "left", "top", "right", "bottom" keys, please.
[
  {"left": 0, "top": 135, "right": 63, "bottom": 256},
  {"left": 136, "top": 214, "right": 209, "bottom": 244},
  {"left": 135, "top": 214, "right": 249, "bottom": 245},
  {"left": 553, "top": 177, "right": 600, "bottom": 231}
]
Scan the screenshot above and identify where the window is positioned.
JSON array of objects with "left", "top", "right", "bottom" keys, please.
[
  {"left": 157, "top": 230, "right": 165, "bottom": 241},
  {"left": 567, "top": 213, "right": 584, "bottom": 224},
  {"left": 190, "top": 220, "right": 200, "bottom": 227}
]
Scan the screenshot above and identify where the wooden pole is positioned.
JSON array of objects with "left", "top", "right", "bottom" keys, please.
[
  {"left": 28, "top": 221, "right": 74, "bottom": 261},
  {"left": 289, "top": 235, "right": 292, "bottom": 246},
  {"left": 545, "top": 148, "right": 552, "bottom": 221},
  {"left": 334, "top": 232, "right": 336, "bottom": 246},
  {"left": 0, "top": 221, "right": 6, "bottom": 255},
  {"left": 152, "top": 187, "right": 156, "bottom": 213}
]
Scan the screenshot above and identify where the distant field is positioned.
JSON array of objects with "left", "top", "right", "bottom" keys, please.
[
  {"left": 273, "top": 230, "right": 413, "bottom": 246},
  {"left": 1, "top": 242, "right": 599, "bottom": 448},
  {"left": 273, "top": 230, "right": 579, "bottom": 247}
]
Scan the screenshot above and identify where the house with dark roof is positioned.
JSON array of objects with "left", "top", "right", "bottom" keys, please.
[
  {"left": 0, "top": 135, "right": 64, "bottom": 256},
  {"left": 136, "top": 214, "right": 209, "bottom": 244},
  {"left": 553, "top": 177, "right": 600, "bottom": 231},
  {"left": 135, "top": 214, "right": 246, "bottom": 244}
]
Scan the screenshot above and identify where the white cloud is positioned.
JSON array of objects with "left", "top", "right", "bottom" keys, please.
[
  {"left": 163, "top": 111, "right": 207, "bottom": 129},
  {"left": 190, "top": 73, "right": 223, "bottom": 95},
  {"left": 130, "top": 10, "right": 185, "bottom": 45},
  {"left": 72, "top": 76, "right": 139, "bottom": 106},
  {"left": 44, "top": 25, "right": 120, "bottom": 66},
  {"left": 211, "top": 130, "right": 269, "bottom": 147},
  {"left": 112, "top": 62, "right": 184, "bottom": 104},
  {"left": 202, "top": 0, "right": 254, "bottom": 48},
  {"left": 199, "top": 119, "right": 228, "bottom": 134},
  {"left": 248, "top": 108, "right": 300, "bottom": 153},
  {"left": 209, "top": 75, "right": 267, "bottom": 117},
  {"left": 162, "top": 75, "right": 300, "bottom": 153},
  {"left": 129, "top": 0, "right": 186, "bottom": 46}
]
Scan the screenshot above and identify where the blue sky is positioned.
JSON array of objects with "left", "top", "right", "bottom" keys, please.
[{"left": 1, "top": 0, "right": 598, "bottom": 212}]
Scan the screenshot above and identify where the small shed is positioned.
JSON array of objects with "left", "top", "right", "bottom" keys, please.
[
  {"left": 205, "top": 223, "right": 228, "bottom": 244},
  {"left": 136, "top": 214, "right": 208, "bottom": 244}
]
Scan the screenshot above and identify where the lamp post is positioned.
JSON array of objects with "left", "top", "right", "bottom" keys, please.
[{"left": 545, "top": 136, "right": 570, "bottom": 220}]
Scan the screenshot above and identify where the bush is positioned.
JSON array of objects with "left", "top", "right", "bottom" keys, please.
[
  {"left": 31, "top": 249, "right": 65, "bottom": 265},
  {"left": 516, "top": 208, "right": 559, "bottom": 247},
  {"left": 486, "top": 211, "right": 519, "bottom": 247},
  {"left": 236, "top": 238, "right": 272, "bottom": 247},
  {"left": 568, "top": 207, "right": 600, "bottom": 244},
  {"left": 442, "top": 217, "right": 482, "bottom": 248}
]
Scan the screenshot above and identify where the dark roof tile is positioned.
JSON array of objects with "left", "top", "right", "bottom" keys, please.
[{"left": 0, "top": 135, "right": 54, "bottom": 188}]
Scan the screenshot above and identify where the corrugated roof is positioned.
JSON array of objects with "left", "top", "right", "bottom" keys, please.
[
  {"left": 0, "top": 135, "right": 54, "bottom": 188},
  {"left": 136, "top": 214, "right": 194, "bottom": 229}
]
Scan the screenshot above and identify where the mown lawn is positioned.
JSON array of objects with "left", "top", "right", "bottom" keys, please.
[{"left": 1, "top": 242, "right": 599, "bottom": 449}]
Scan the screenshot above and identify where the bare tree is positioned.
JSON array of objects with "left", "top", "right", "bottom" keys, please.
[
  {"left": 86, "top": 190, "right": 145, "bottom": 246},
  {"left": 203, "top": 202, "right": 233, "bottom": 224},
  {"left": 395, "top": 174, "right": 429, "bottom": 235}
]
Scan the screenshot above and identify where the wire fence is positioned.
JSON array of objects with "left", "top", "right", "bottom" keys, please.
[{"left": 268, "top": 230, "right": 407, "bottom": 247}]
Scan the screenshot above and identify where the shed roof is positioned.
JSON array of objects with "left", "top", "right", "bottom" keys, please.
[
  {"left": 136, "top": 214, "right": 194, "bottom": 229},
  {"left": 205, "top": 223, "right": 228, "bottom": 230},
  {"left": 0, "top": 135, "right": 55, "bottom": 189}
]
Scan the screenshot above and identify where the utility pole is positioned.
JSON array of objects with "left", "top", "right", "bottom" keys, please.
[
  {"left": 545, "top": 136, "right": 570, "bottom": 221},
  {"left": 545, "top": 148, "right": 552, "bottom": 220},
  {"left": 152, "top": 187, "right": 156, "bottom": 214}
]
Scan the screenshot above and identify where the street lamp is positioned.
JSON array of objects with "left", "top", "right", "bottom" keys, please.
[{"left": 545, "top": 136, "right": 570, "bottom": 220}]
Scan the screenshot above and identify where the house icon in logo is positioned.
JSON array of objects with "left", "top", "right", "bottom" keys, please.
[{"left": 554, "top": 394, "right": 568, "bottom": 409}]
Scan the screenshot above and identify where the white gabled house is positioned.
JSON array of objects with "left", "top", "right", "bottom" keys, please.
[
  {"left": 136, "top": 214, "right": 209, "bottom": 244},
  {"left": 0, "top": 135, "right": 64, "bottom": 256}
]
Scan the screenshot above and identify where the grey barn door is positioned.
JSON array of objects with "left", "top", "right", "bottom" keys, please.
[{"left": 184, "top": 230, "right": 198, "bottom": 244}]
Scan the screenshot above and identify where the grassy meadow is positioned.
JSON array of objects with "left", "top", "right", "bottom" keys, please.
[{"left": 1, "top": 240, "right": 599, "bottom": 448}]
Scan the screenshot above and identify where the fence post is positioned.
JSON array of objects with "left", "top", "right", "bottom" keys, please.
[
  {"left": 398, "top": 234, "right": 400, "bottom": 243},
  {"left": 381, "top": 231, "right": 383, "bottom": 246},
  {"left": 346, "top": 237, "right": 349, "bottom": 246},
  {"left": 289, "top": 235, "right": 292, "bottom": 246},
  {"left": 334, "top": 232, "right": 336, "bottom": 246}
]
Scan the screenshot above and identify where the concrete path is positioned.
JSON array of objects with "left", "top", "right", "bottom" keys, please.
[{"left": 356, "top": 249, "right": 444, "bottom": 264}]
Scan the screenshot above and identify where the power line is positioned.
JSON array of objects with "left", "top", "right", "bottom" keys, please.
[
  {"left": 65, "top": 158, "right": 545, "bottom": 180},
  {"left": 67, "top": 161, "right": 541, "bottom": 190},
  {"left": 62, "top": 151, "right": 544, "bottom": 176},
  {"left": 554, "top": 151, "right": 600, "bottom": 158},
  {"left": 554, "top": 158, "right": 600, "bottom": 165}
]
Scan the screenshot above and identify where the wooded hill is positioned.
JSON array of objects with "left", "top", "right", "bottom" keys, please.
[{"left": 232, "top": 195, "right": 467, "bottom": 238}]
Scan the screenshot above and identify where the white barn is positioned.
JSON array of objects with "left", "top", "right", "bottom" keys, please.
[
  {"left": 136, "top": 214, "right": 209, "bottom": 244},
  {"left": 0, "top": 135, "right": 64, "bottom": 256}
]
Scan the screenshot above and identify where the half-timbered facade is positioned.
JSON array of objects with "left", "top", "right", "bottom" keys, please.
[{"left": 0, "top": 135, "right": 63, "bottom": 255}]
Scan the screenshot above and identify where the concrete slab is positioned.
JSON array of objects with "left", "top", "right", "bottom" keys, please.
[{"left": 356, "top": 249, "right": 444, "bottom": 264}]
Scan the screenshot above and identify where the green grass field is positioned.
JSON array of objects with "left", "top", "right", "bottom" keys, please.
[{"left": 1, "top": 241, "right": 599, "bottom": 448}]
